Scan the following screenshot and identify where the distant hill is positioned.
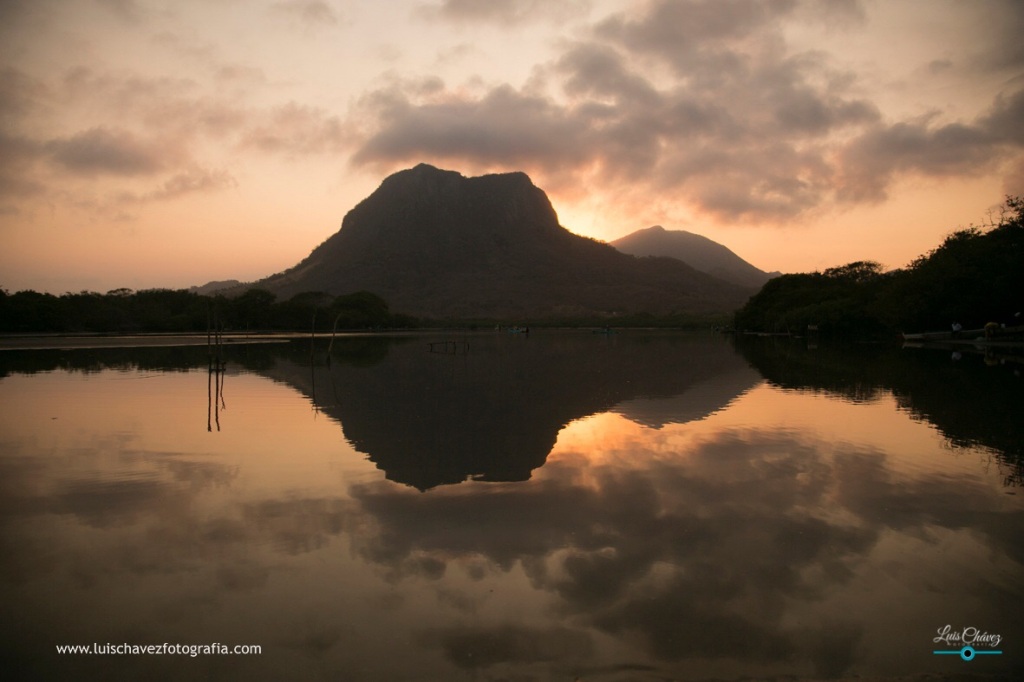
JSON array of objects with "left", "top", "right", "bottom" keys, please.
[
  {"left": 254, "top": 164, "right": 754, "bottom": 319},
  {"left": 611, "top": 225, "right": 778, "bottom": 289},
  {"left": 189, "top": 280, "right": 241, "bottom": 296}
]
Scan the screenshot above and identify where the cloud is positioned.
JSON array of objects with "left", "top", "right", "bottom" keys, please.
[
  {"left": 969, "top": 0, "right": 1024, "bottom": 71},
  {"left": 149, "top": 166, "right": 237, "bottom": 200},
  {"left": 418, "top": 0, "right": 591, "bottom": 25},
  {"left": 0, "top": 132, "right": 45, "bottom": 201},
  {"left": 0, "top": 62, "right": 351, "bottom": 220},
  {"left": 349, "top": 31, "right": 878, "bottom": 221},
  {"left": 271, "top": 0, "right": 340, "bottom": 27},
  {"left": 109, "top": 165, "right": 239, "bottom": 205},
  {"left": 347, "top": 0, "right": 1024, "bottom": 225},
  {"left": 837, "top": 88, "right": 1024, "bottom": 203},
  {"left": 240, "top": 102, "right": 349, "bottom": 156},
  {"left": 0, "top": 67, "right": 50, "bottom": 122},
  {"left": 94, "top": 0, "right": 145, "bottom": 24},
  {"left": 352, "top": 84, "right": 592, "bottom": 171},
  {"left": 45, "top": 126, "right": 170, "bottom": 176}
]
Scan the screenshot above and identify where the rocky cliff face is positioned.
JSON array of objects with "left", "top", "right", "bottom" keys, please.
[{"left": 256, "top": 164, "right": 754, "bottom": 319}]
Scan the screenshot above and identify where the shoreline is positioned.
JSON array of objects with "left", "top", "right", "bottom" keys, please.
[{"left": 0, "top": 332, "right": 307, "bottom": 351}]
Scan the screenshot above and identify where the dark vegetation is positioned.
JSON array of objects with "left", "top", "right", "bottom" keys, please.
[
  {"left": 0, "top": 287, "right": 408, "bottom": 334},
  {"left": 734, "top": 196, "right": 1024, "bottom": 339}
]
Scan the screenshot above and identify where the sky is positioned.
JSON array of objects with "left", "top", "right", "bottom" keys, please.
[{"left": 2, "top": 0, "right": 1023, "bottom": 294}]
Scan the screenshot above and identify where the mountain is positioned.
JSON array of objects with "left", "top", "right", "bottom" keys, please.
[
  {"left": 611, "top": 225, "right": 779, "bottom": 289},
  {"left": 255, "top": 164, "right": 754, "bottom": 319},
  {"left": 189, "top": 279, "right": 241, "bottom": 296}
]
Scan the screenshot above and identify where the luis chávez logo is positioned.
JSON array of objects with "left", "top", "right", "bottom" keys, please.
[{"left": 933, "top": 625, "right": 1003, "bottom": 661}]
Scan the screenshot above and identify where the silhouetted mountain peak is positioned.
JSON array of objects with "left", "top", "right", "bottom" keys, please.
[
  {"left": 612, "top": 225, "right": 778, "bottom": 289},
  {"left": 255, "top": 165, "right": 753, "bottom": 318}
]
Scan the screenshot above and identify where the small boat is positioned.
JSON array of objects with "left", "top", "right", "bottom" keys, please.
[{"left": 900, "top": 330, "right": 982, "bottom": 342}]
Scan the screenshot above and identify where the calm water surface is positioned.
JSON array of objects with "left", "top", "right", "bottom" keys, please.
[{"left": 1, "top": 331, "right": 1021, "bottom": 681}]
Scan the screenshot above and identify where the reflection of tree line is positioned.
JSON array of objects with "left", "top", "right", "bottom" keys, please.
[
  {"left": 733, "top": 336, "right": 1024, "bottom": 485},
  {"left": 6, "top": 334, "right": 1021, "bottom": 487},
  {"left": 0, "top": 336, "right": 393, "bottom": 378}
]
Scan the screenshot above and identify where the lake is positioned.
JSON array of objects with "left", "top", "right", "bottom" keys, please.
[{"left": 1, "top": 331, "right": 1021, "bottom": 681}]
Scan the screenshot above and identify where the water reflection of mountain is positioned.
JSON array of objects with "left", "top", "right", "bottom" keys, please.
[
  {"left": 734, "top": 336, "right": 1024, "bottom": 484},
  {"left": 260, "top": 332, "right": 761, "bottom": 490}
]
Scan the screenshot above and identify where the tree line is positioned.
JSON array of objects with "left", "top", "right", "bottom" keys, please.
[
  {"left": 0, "top": 287, "right": 413, "bottom": 334},
  {"left": 734, "top": 196, "right": 1024, "bottom": 339}
]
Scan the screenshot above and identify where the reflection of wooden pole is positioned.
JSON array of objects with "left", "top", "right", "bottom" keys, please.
[
  {"left": 206, "top": 356, "right": 226, "bottom": 432},
  {"left": 427, "top": 341, "right": 468, "bottom": 354},
  {"left": 207, "top": 364, "right": 212, "bottom": 432},
  {"left": 214, "top": 366, "right": 222, "bottom": 431},
  {"left": 206, "top": 309, "right": 226, "bottom": 431}
]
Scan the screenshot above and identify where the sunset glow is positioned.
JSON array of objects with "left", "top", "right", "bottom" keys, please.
[{"left": 3, "top": 1, "right": 1022, "bottom": 294}]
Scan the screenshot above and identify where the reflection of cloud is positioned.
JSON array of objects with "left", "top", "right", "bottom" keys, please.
[
  {"left": 52, "top": 477, "right": 169, "bottom": 527},
  {"left": 241, "top": 497, "right": 349, "bottom": 556},
  {"left": 344, "top": 426, "right": 1023, "bottom": 676},
  {"left": 420, "top": 623, "right": 593, "bottom": 671}
]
